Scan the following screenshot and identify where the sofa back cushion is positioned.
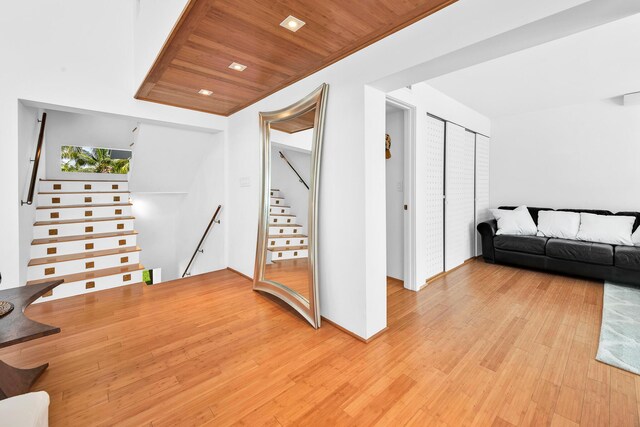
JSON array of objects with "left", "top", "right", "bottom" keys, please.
[
  {"left": 616, "top": 211, "right": 640, "bottom": 233},
  {"left": 498, "top": 206, "right": 547, "bottom": 225},
  {"left": 536, "top": 210, "right": 581, "bottom": 239},
  {"left": 576, "top": 213, "right": 635, "bottom": 246},
  {"left": 490, "top": 206, "right": 538, "bottom": 236}
]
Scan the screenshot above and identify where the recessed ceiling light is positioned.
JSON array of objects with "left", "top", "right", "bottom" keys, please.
[
  {"left": 229, "top": 62, "right": 247, "bottom": 72},
  {"left": 198, "top": 89, "right": 213, "bottom": 96},
  {"left": 280, "top": 15, "right": 305, "bottom": 32}
]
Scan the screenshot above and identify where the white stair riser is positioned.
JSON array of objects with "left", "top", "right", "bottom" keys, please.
[
  {"left": 268, "top": 225, "right": 303, "bottom": 235},
  {"left": 40, "top": 181, "right": 129, "bottom": 193},
  {"left": 269, "top": 190, "right": 280, "bottom": 198},
  {"left": 31, "top": 234, "right": 137, "bottom": 258},
  {"left": 37, "top": 192, "right": 129, "bottom": 206},
  {"left": 34, "top": 270, "right": 143, "bottom": 303},
  {"left": 272, "top": 249, "right": 308, "bottom": 260},
  {"left": 269, "top": 215, "right": 297, "bottom": 225},
  {"left": 36, "top": 205, "right": 132, "bottom": 221},
  {"left": 34, "top": 219, "right": 135, "bottom": 239},
  {"left": 270, "top": 197, "right": 285, "bottom": 206},
  {"left": 269, "top": 206, "right": 291, "bottom": 215},
  {"left": 28, "top": 252, "right": 140, "bottom": 281},
  {"left": 268, "top": 237, "right": 308, "bottom": 247}
]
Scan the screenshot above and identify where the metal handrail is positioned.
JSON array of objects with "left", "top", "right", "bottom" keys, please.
[
  {"left": 182, "top": 205, "right": 222, "bottom": 278},
  {"left": 21, "top": 112, "right": 47, "bottom": 206},
  {"left": 278, "top": 150, "right": 309, "bottom": 189}
]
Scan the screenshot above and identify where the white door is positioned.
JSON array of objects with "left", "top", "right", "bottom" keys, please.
[
  {"left": 445, "top": 123, "right": 475, "bottom": 271},
  {"left": 425, "top": 115, "right": 445, "bottom": 279},
  {"left": 475, "top": 134, "right": 491, "bottom": 256}
]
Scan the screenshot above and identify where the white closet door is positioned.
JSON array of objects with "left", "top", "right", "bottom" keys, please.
[
  {"left": 425, "top": 115, "right": 445, "bottom": 279},
  {"left": 475, "top": 134, "right": 491, "bottom": 256},
  {"left": 445, "top": 124, "right": 475, "bottom": 271}
]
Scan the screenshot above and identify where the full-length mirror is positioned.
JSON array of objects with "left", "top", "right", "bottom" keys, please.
[{"left": 254, "top": 84, "right": 328, "bottom": 328}]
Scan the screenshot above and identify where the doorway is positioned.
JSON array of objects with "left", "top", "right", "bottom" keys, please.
[{"left": 384, "top": 98, "right": 416, "bottom": 291}]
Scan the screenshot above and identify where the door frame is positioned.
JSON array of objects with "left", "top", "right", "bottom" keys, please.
[{"left": 385, "top": 96, "right": 417, "bottom": 291}]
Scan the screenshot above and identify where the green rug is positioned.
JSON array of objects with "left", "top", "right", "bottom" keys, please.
[{"left": 596, "top": 282, "right": 640, "bottom": 375}]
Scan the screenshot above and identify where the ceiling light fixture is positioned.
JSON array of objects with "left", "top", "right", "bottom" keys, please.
[
  {"left": 280, "top": 15, "right": 305, "bottom": 32},
  {"left": 229, "top": 62, "right": 247, "bottom": 71},
  {"left": 198, "top": 89, "right": 213, "bottom": 96}
]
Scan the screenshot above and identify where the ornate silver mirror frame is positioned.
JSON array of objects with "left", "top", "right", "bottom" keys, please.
[{"left": 253, "top": 83, "right": 328, "bottom": 328}]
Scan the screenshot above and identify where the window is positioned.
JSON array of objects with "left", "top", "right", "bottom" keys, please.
[{"left": 60, "top": 146, "right": 131, "bottom": 174}]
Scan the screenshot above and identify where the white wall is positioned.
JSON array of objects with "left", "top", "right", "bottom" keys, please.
[
  {"left": 0, "top": 0, "right": 227, "bottom": 288},
  {"left": 225, "top": 0, "right": 598, "bottom": 339},
  {"left": 385, "top": 109, "right": 405, "bottom": 280},
  {"left": 44, "top": 110, "right": 137, "bottom": 181},
  {"left": 387, "top": 83, "right": 490, "bottom": 289},
  {"left": 271, "top": 146, "right": 311, "bottom": 234},
  {"left": 132, "top": 193, "right": 183, "bottom": 280},
  {"left": 129, "top": 123, "right": 217, "bottom": 193},
  {"left": 129, "top": 123, "right": 226, "bottom": 282},
  {"left": 491, "top": 99, "right": 640, "bottom": 212},
  {"left": 176, "top": 133, "right": 226, "bottom": 279}
]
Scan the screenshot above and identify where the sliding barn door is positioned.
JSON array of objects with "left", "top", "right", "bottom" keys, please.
[
  {"left": 425, "top": 115, "right": 445, "bottom": 279},
  {"left": 445, "top": 124, "right": 475, "bottom": 271},
  {"left": 475, "top": 134, "right": 491, "bottom": 256}
]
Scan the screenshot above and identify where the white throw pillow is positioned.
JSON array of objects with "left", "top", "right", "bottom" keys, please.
[
  {"left": 633, "top": 226, "right": 640, "bottom": 246},
  {"left": 536, "top": 210, "right": 581, "bottom": 240},
  {"left": 490, "top": 206, "right": 537, "bottom": 236},
  {"left": 576, "top": 213, "right": 635, "bottom": 246}
]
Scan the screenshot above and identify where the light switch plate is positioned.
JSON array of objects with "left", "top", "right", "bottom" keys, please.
[{"left": 239, "top": 177, "right": 251, "bottom": 187}]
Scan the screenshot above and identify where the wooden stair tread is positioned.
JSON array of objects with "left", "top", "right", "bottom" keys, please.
[
  {"left": 32, "top": 230, "right": 137, "bottom": 245},
  {"left": 267, "top": 234, "right": 307, "bottom": 238},
  {"left": 40, "top": 179, "right": 127, "bottom": 182},
  {"left": 27, "top": 264, "right": 144, "bottom": 286},
  {"left": 267, "top": 246, "right": 308, "bottom": 251},
  {"left": 270, "top": 196, "right": 284, "bottom": 199},
  {"left": 29, "top": 246, "right": 141, "bottom": 266},
  {"left": 269, "top": 214, "right": 296, "bottom": 217},
  {"left": 269, "top": 223, "right": 303, "bottom": 227},
  {"left": 270, "top": 205, "right": 291, "bottom": 208},
  {"left": 37, "top": 203, "right": 132, "bottom": 210},
  {"left": 270, "top": 188, "right": 280, "bottom": 191},
  {"left": 39, "top": 191, "right": 130, "bottom": 194},
  {"left": 35, "top": 216, "right": 135, "bottom": 226}
]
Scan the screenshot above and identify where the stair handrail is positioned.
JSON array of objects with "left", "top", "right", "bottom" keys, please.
[
  {"left": 278, "top": 150, "right": 309, "bottom": 190},
  {"left": 182, "top": 204, "right": 222, "bottom": 278},
  {"left": 21, "top": 112, "right": 47, "bottom": 206}
]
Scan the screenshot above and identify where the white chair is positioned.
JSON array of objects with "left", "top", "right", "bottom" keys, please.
[{"left": 0, "top": 392, "right": 49, "bottom": 427}]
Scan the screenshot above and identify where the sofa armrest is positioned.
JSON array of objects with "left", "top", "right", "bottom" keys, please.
[{"left": 477, "top": 220, "right": 497, "bottom": 263}]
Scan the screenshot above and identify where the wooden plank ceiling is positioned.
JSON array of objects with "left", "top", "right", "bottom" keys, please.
[{"left": 135, "top": 0, "right": 458, "bottom": 117}]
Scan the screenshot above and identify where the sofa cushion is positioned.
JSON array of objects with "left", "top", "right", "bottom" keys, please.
[
  {"left": 615, "top": 246, "right": 640, "bottom": 271},
  {"left": 546, "top": 239, "right": 614, "bottom": 266},
  {"left": 494, "top": 235, "right": 549, "bottom": 255},
  {"left": 498, "top": 206, "right": 547, "bottom": 225},
  {"left": 616, "top": 211, "right": 640, "bottom": 233}
]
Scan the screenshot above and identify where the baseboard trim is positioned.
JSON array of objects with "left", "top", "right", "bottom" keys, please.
[
  {"left": 226, "top": 267, "right": 252, "bottom": 282},
  {"left": 322, "top": 316, "right": 388, "bottom": 343},
  {"left": 423, "top": 257, "right": 481, "bottom": 288}
]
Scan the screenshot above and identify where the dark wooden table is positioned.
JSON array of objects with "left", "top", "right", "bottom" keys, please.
[{"left": 0, "top": 280, "right": 63, "bottom": 400}]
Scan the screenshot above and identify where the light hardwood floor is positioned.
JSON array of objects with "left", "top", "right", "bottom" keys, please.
[{"left": 1, "top": 260, "right": 638, "bottom": 426}]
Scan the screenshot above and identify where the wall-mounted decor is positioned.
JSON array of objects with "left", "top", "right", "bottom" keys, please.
[{"left": 385, "top": 134, "right": 392, "bottom": 159}]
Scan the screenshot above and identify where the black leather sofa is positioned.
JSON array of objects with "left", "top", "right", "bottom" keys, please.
[{"left": 477, "top": 207, "right": 640, "bottom": 286}]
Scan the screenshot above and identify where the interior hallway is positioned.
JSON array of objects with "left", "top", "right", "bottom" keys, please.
[{"left": 0, "top": 262, "right": 637, "bottom": 426}]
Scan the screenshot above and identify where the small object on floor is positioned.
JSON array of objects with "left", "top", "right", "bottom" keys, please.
[
  {"left": 0, "top": 301, "right": 13, "bottom": 318},
  {"left": 596, "top": 282, "right": 640, "bottom": 375}
]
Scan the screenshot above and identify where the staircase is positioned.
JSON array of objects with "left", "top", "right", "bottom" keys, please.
[
  {"left": 27, "top": 179, "right": 144, "bottom": 301},
  {"left": 267, "top": 189, "right": 308, "bottom": 261}
]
